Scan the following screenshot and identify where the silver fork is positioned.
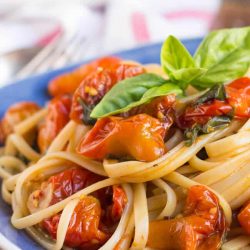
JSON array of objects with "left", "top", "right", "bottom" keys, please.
[{"left": 16, "top": 30, "right": 91, "bottom": 79}]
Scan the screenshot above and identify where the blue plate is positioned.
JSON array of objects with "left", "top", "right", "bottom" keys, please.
[{"left": 0, "top": 38, "right": 202, "bottom": 250}]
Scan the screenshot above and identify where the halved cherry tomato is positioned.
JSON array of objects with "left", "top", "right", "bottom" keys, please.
[
  {"left": 238, "top": 200, "right": 250, "bottom": 235},
  {"left": 0, "top": 102, "right": 40, "bottom": 144},
  {"left": 43, "top": 196, "right": 109, "bottom": 249},
  {"left": 226, "top": 77, "right": 250, "bottom": 118},
  {"left": 70, "top": 63, "right": 145, "bottom": 124},
  {"left": 48, "top": 57, "right": 122, "bottom": 97},
  {"left": 76, "top": 114, "right": 166, "bottom": 162},
  {"left": 178, "top": 99, "right": 233, "bottom": 129},
  {"left": 37, "top": 95, "right": 71, "bottom": 153},
  {"left": 147, "top": 185, "right": 227, "bottom": 250}
]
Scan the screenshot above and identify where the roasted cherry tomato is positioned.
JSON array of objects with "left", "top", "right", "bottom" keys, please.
[
  {"left": 48, "top": 57, "right": 122, "bottom": 97},
  {"left": 43, "top": 196, "right": 108, "bottom": 249},
  {"left": 70, "top": 63, "right": 145, "bottom": 124},
  {"left": 178, "top": 99, "right": 233, "bottom": 129},
  {"left": 226, "top": 77, "right": 250, "bottom": 118},
  {"left": 27, "top": 167, "right": 102, "bottom": 213},
  {"left": 238, "top": 200, "right": 250, "bottom": 235},
  {"left": 111, "top": 185, "right": 128, "bottom": 222},
  {"left": 27, "top": 168, "right": 127, "bottom": 249},
  {"left": 70, "top": 69, "right": 117, "bottom": 124},
  {"left": 115, "top": 63, "right": 145, "bottom": 81},
  {"left": 0, "top": 102, "right": 40, "bottom": 144},
  {"left": 147, "top": 185, "right": 227, "bottom": 250},
  {"left": 125, "top": 95, "right": 176, "bottom": 130},
  {"left": 76, "top": 114, "right": 167, "bottom": 162},
  {"left": 37, "top": 95, "right": 71, "bottom": 153}
]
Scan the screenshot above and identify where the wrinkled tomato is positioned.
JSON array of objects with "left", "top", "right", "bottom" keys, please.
[
  {"left": 147, "top": 185, "right": 227, "bottom": 250},
  {"left": 37, "top": 95, "right": 71, "bottom": 153},
  {"left": 27, "top": 167, "right": 127, "bottom": 249},
  {"left": 76, "top": 114, "right": 167, "bottom": 162},
  {"left": 115, "top": 63, "right": 145, "bottom": 81},
  {"left": 27, "top": 167, "right": 102, "bottom": 213},
  {"left": 111, "top": 185, "right": 128, "bottom": 222},
  {"left": 125, "top": 95, "right": 176, "bottom": 130},
  {"left": 238, "top": 200, "right": 250, "bottom": 235},
  {"left": 0, "top": 102, "right": 40, "bottom": 144},
  {"left": 178, "top": 77, "right": 250, "bottom": 129},
  {"left": 70, "top": 69, "right": 117, "bottom": 124},
  {"left": 178, "top": 100, "right": 233, "bottom": 129},
  {"left": 43, "top": 196, "right": 109, "bottom": 249},
  {"left": 48, "top": 57, "right": 122, "bottom": 97},
  {"left": 226, "top": 77, "right": 250, "bottom": 118},
  {"left": 70, "top": 63, "right": 145, "bottom": 124}
]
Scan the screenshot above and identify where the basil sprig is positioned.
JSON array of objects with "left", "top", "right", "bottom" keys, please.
[
  {"left": 91, "top": 27, "right": 250, "bottom": 119},
  {"left": 161, "top": 35, "right": 207, "bottom": 89},
  {"left": 91, "top": 74, "right": 182, "bottom": 118},
  {"left": 161, "top": 27, "right": 250, "bottom": 90}
]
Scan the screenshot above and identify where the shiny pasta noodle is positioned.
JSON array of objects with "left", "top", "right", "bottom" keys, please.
[{"left": 0, "top": 61, "right": 250, "bottom": 250}]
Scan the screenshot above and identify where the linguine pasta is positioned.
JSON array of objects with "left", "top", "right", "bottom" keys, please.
[{"left": 0, "top": 30, "right": 250, "bottom": 250}]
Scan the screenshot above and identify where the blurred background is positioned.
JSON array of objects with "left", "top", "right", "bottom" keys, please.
[{"left": 0, "top": 0, "right": 249, "bottom": 86}]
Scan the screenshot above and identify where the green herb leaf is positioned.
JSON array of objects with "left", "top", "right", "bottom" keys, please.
[
  {"left": 194, "top": 84, "right": 226, "bottom": 105},
  {"left": 141, "top": 83, "right": 183, "bottom": 100},
  {"left": 169, "top": 68, "right": 207, "bottom": 89},
  {"left": 194, "top": 27, "right": 250, "bottom": 68},
  {"left": 193, "top": 27, "right": 250, "bottom": 89},
  {"left": 161, "top": 35, "right": 196, "bottom": 75},
  {"left": 90, "top": 73, "right": 182, "bottom": 118},
  {"left": 202, "top": 116, "right": 231, "bottom": 133},
  {"left": 184, "top": 116, "right": 231, "bottom": 146}
]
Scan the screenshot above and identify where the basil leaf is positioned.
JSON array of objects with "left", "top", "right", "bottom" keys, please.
[
  {"left": 169, "top": 68, "right": 207, "bottom": 89},
  {"left": 161, "top": 35, "right": 195, "bottom": 76},
  {"left": 193, "top": 47, "right": 250, "bottom": 89},
  {"left": 184, "top": 116, "right": 231, "bottom": 146},
  {"left": 193, "top": 27, "right": 250, "bottom": 89},
  {"left": 194, "top": 27, "right": 250, "bottom": 68},
  {"left": 194, "top": 84, "right": 226, "bottom": 105},
  {"left": 90, "top": 74, "right": 182, "bottom": 118},
  {"left": 142, "top": 83, "right": 182, "bottom": 100},
  {"left": 202, "top": 116, "right": 231, "bottom": 133}
]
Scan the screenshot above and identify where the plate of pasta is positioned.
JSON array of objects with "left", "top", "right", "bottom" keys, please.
[{"left": 0, "top": 27, "right": 250, "bottom": 250}]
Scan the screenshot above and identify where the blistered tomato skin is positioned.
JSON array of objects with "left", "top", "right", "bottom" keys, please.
[
  {"left": 27, "top": 167, "right": 127, "bottom": 249},
  {"left": 238, "top": 200, "right": 250, "bottom": 235},
  {"left": 43, "top": 196, "right": 109, "bottom": 249},
  {"left": 76, "top": 114, "right": 166, "bottom": 162},
  {"left": 226, "top": 77, "right": 250, "bottom": 118},
  {"left": 178, "top": 99, "right": 233, "bottom": 129},
  {"left": 47, "top": 167, "right": 103, "bottom": 205},
  {"left": 37, "top": 95, "right": 72, "bottom": 153},
  {"left": 111, "top": 186, "right": 128, "bottom": 222},
  {"left": 70, "top": 63, "right": 145, "bottom": 124},
  {"left": 125, "top": 95, "right": 176, "bottom": 130},
  {"left": 70, "top": 69, "right": 117, "bottom": 124},
  {"left": 48, "top": 57, "right": 122, "bottom": 97},
  {"left": 0, "top": 102, "right": 40, "bottom": 144},
  {"left": 147, "top": 185, "right": 227, "bottom": 250},
  {"left": 27, "top": 167, "right": 102, "bottom": 213},
  {"left": 115, "top": 63, "right": 146, "bottom": 81}
]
